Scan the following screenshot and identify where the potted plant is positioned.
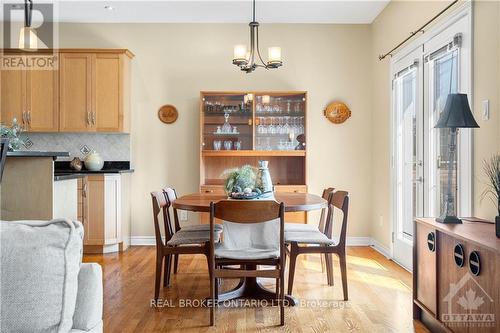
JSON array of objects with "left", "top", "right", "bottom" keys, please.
[
  {"left": 221, "top": 165, "right": 259, "bottom": 197},
  {"left": 0, "top": 119, "right": 25, "bottom": 151},
  {"left": 482, "top": 153, "right": 500, "bottom": 237}
]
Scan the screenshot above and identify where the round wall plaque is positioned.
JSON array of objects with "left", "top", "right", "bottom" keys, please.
[
  {"left": 324, "top": 102, "right": 351, "bottom": 124},
  {"left": 158, "top": 105, "right": 178, "bottom": 124}
]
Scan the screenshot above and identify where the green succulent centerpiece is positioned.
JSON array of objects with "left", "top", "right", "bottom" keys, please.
[
  {"left": 0, "top": 118, "right": 25, "bottom": 151},
  {"left": 221, "top": 164, "right": 262, "bottom": 199}
]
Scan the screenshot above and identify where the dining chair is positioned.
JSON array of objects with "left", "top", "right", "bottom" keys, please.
[
  {"left": 208, "top": 200, "right": 286, "bottom": 326},
  {"left": 163, "top": 187, "right": 223, "bottom": 274},
  {"left": 0, "top": 138, "right": 9, "bottom": 183},
  {"left": 150, "top": 191, "right": 221, "bottom": 301},
  {"left": 285, "top": 190, "right": 349, "bottom": 300}
]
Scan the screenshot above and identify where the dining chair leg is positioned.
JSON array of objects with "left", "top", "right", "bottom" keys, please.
[
  {"left": 155, "top": 255, "right": 162, "bottom": 301},
  {"left": 287, "top": 244, "right": 298, "bottom": 295},
  {"left": 325, "top": 253, "right": 334, "bottom": 286},
  {"left": 338, "top": 252, "right": 348, "bottom": 301},
  {"left": 280, "top": 266, "right": 285, "bottom": 326},
  {"left": 173, "top": 253, "right": 179, "bottom": 274},
  {"left": 210, "top": 272, "right": 215, "bottom": 326},
  {"left": 320, "top": 254, "right": 325, "bottom": 273},
  {"left": 163, "top": 254, "right": 172, "bottom": 287}
]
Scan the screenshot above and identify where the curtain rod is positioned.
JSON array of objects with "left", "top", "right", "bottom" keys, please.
[{"left": 378, "top": 0, "right": 458, "bottom": 61}]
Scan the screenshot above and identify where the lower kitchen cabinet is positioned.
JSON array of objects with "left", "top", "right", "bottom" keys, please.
[{"left": 78, "top": 174, "right": 130, "bottom": 254}]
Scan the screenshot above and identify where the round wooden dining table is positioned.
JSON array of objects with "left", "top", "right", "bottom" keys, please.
[{"left": 172, "top": 192, "right": 327, "bottom": 306}]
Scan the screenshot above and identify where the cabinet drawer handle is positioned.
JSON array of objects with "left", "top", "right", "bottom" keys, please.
[
  {"left": 468, "top": 251, "right": 481, "bottom": 276},
  {"left": 427, "top": 232, "right": 436, "bottom": 252},
  {"left": 204, "top": 190, "right": 214, "bottom": 193},
  {"left": 453, "top": 243, "right": 464, "bottom": 267}
]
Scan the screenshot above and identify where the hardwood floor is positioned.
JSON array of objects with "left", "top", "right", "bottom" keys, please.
[{"left": 83, "top": 246, "right": 429, "bottom": 332}]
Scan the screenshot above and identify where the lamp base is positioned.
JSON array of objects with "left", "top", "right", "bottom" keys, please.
[{"left": 436, "top": 215, "right": 462, "bottom": 224}]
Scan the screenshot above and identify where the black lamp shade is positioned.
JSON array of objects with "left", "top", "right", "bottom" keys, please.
[{"left": 435, "top": 93, "right": 480, "bottom": 129}]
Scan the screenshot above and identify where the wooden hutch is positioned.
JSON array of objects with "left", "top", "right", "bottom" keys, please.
[{"left": 199, "top": 91, "right": 307, "bottom": 223}]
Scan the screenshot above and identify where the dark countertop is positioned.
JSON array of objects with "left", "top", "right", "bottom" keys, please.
[
  {"left": 7, "top": 151, "right": 70, "bottom": 159},
  {"left": 54, "top": 173, "right": 87, "bottom": 181},
  {"left": 54, "top": 161, "right": 134, "bottom": 176}
]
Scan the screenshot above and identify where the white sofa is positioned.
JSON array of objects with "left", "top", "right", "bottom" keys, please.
[{"left": 0, "top": 219, "right": 103, "bottom": 333}]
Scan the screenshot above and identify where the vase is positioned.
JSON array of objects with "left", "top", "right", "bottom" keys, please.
[
  {"left": 496, "top": 216, "right": 500, "bottom": 238},
  {"left": 256, "top": 160, "right": 273, "bottom": 198},
  {"left": 84, "top": 151, "right": 104, "bottom": 171}
]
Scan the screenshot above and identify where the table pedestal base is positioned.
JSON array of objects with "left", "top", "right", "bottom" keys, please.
[{"left": 213, "top": 264, "right": 298, "bottom": 306}]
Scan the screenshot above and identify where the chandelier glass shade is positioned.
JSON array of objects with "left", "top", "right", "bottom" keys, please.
[{"left": 232, "top": 0, "right": 282, "bottom": 73}]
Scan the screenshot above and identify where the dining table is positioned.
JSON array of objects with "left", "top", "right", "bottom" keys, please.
[{"left": 172, "top": 191, "right": 328, "bottom": 306}]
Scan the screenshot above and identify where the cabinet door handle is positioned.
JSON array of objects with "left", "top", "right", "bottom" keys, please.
[
  {"left": 22, "top": 111, "right": 27, "bottom": 129},
  {"left": 82, "top": 183, "right": 87, "bottom": 197},
  {"left": 86, "top": 112, "right": 91, "bottom": 126},
  {"left": 91, "top": 112, "right": 96, "bottom": 126},
  {"left": 27, "top": 110, "right": 31, "bottom": 125}
]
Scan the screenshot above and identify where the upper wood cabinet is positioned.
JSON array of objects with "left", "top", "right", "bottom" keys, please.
[
  {"left": 0, "top": 70, "right": 25, "bottom": 128},
  {"left": 59, "top": 50, "right": 132, "bottom": 132},
  {"left": 1, "top": 68, "right": 58, "bottom": 132},
  {"left": 1, "top": 49, "right": 132, "bottom": 133}
]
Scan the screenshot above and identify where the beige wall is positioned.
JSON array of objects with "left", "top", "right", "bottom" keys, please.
[
  {"left": 58, "top": 23, "right": 374, "bottom": 239},
  {"left": 371, "top": 0, "right": 500, "bottom": 248}
]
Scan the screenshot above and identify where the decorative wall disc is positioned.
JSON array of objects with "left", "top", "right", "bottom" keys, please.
[
  {"left": 324, "top": 102, "right": 351, "bottom": 124},
  {"left": 158, "top": 105, "right": 178, "bottom": 124}
]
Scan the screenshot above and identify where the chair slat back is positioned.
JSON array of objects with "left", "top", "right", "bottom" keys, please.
[
  {"left": 163, "top": 187, "right": 181, "bottom": 232},
  {"left": 213, "top": 200, "right": 283, "bottom": 223},
  {"left": 318, "top": 187, "right": 335, "bottom": 233},
  {"left": 151, "top": 191, "right": 175, "bottom": 249},
  {"left": 324, "top": 190, "right": 349, "bottom": 246},
  {"left": 0, "top": 138, "right": 8, "bottom": 183}
]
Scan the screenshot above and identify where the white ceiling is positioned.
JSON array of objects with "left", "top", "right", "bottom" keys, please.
[{"left": 6, "top": 0, "right": 390, "bottom": 24}]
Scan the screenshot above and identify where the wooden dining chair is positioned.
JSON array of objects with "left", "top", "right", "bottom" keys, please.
[
  {"left": 150, "top": 191, "right": 221, "bottom": 300},
  {"left": 285, "top": 190, "right": 350, "bottom": 300},
  {"left": 163, "top": 187, "right": 223, "bottom": 274},
  {"left": 208, "top": 200, "right": 286, "bottom": 326}
]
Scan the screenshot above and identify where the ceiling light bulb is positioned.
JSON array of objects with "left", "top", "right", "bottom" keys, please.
[{"left": 19, "top": 27, "right": 38, "bottom": 51}]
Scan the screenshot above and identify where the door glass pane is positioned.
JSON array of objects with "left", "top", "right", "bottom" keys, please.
[
  {"left": 433, "top": 51, "right": 458, "bottom": 216},
  {"left": 395, "top": 69, "right": 417, "bottom": 238}
]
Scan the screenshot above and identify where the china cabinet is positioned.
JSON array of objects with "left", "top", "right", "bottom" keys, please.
[{"left": 199, "top": 91, "right": 307, "bottom": 223}]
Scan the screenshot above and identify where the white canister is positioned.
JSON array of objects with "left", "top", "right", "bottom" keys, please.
[{"left": 84, "top": 151, "right": 104, "bottom": 171}]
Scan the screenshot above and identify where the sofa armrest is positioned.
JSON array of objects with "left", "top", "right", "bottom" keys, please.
[{"left": 72, "top": 263, "right": 103, "bottom": 332}]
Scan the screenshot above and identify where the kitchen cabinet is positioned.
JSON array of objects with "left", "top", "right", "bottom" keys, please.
[
  {"left": 79, "top": 174, "right": 129, "bottom": 254},
  {"left": 0, "top": 69, "right": 25, "bottom": 128},
  {"left": 59, "top": 50, "right": 131, "bottom": 132},
  {"left": 1, "top": 66, "right": 58, "bottom": 132}
]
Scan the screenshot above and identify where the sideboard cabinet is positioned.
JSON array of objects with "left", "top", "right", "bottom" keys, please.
[
  {"left": 414, "top": 218, "right": 500, "bottom": 333},
  {"left": 199, "top": 91, "right": 307, "bottom": 223}
]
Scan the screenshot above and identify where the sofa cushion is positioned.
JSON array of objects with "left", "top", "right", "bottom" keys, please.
[
  {"left": 72, "top": 263, "right": 103, "bottom": 331},
  {"left": 0, "top": 219, "right": 83, "bottom": 333}
]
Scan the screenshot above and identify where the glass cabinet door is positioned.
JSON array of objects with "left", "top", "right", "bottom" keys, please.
[
  {"left": 254, "top": 93, "right": 305, "bottom": 151},
  {"left": 202, "top": 94, "right": 253, "bottom": 151}
]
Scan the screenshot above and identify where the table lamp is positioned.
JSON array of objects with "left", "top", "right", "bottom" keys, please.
[{"left": 435, "top": 93, "right": 479, "bottom": 224}]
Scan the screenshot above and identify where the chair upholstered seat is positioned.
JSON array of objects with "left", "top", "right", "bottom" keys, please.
[
  {"left": 167, "top": 230, "right": 221, "bottom": 246},
  {"left": 284, "top": 223, "right": 320, "bottom": 232},
  {"left": 181, "top": 224, "right": 223, "bottom": 232},
  {"left": 285, "top": 230, "right": 336, "bottom": 245},
  {"left": 214, "top": 243, "right": 279, "bottom": 260}
]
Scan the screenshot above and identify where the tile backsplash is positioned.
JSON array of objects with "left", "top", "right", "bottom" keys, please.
[{"left": 20, "top": 133, "right": 130, "bottom": 162}]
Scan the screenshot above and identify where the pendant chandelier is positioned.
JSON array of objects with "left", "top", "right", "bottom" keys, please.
[
  {"left": 19, "top": 0, "right": 38, "bottom": 50},
  {"left": 232, "top": 0, "right": 282, "bottom": 73}
]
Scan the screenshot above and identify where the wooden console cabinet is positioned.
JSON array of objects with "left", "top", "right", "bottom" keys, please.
[
  {"left": 414, "top": 218, "right": 500, "bottom": 333},
  {"left": 199, "top": 91, "right": 307, "bottom": 223}
]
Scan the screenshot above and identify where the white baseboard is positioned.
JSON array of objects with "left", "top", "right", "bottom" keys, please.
[{"left": 369, "top": 238, "right": 392, "bottom": 259}]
